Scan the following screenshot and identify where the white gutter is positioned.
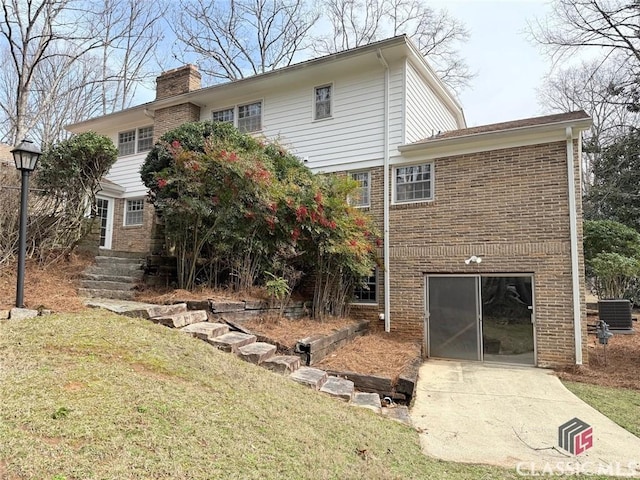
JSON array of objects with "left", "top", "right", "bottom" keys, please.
[
  {"left": 377, "top": 48, "right": 391, "bottom": 333},
  {"left": 566, "top": 126, "right": 583, "bottom": 365}
]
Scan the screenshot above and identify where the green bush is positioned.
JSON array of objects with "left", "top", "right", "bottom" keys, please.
[
  {"left": 584, "top": 219, "right": 640, "bottom": 264},
  {"left": 590, "top": 252, "right": 640, "bottom": 300}
]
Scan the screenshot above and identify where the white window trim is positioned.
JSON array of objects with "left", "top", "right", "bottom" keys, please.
[
  {"left": 117, "top": 126, "right": 154, "bottom": 157},
  {"left": 212, "top": 100, "right": 264, "bottom": 133},
  {"left": 392, "top": 162, "right": 435, "bottom": 205},
  {"left": 349, "top": 170, "right": 371, "bottom": 208},
  {"left": 312, "top": 83, "right": 333, "bottom": 122},
  {"left": 211, "top": 106, "right": 235, "bottom": 124},
  {"left": 123, "top": 198, "right": 145, "bottom": 226}
]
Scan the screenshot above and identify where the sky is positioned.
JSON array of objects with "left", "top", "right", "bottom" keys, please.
[{"left": 432, "top": 0, "right": 555, "bottom": 127}]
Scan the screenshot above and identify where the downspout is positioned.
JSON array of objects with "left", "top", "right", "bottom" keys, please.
[
  {"left": 566, "top": 127, "right": 583, "bottom": 365},
  {"left": 377, "top": 48, "right": 391, "bottom": 333}
]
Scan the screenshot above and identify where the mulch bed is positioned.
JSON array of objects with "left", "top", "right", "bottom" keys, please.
[
  {"left": 556, "top": 331, "right": 640, "bottom": 391},
  {"left": 316, "top": 333, "right": 421, "bottom": 380}
]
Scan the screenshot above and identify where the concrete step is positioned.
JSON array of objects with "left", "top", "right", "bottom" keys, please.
[
  {"left": 94, "top": 256, "right": 144, "bottom": 266},
  {"left": 79, "top": 280, "right": 138, "bottom": 291},
  {"left": 96, "top": 250, "right": 146, "bottom": 259},
  {"left": 78, "top": 288, "right": 136, "bottom": 300},
  {"left": 82, "top": 272, "right": 144, "bottom": 283},
  {"left": 181, "top": 322, "right": 229, "bottom": 340},
  {"left": 153, "top": 310, "right": 208, "bottom": 328},
  {"left": 262, "top": 355, "right": 301, "bottom": 375},
  {"left": 350, "top": 392, "right": 382, "bottom": 413},
  {"left": 85, "top": 265, "right": 144, "bottom": 276},
  {"left": 208, "top": 332, "right": 257, "bottom": 353},
  {"left": 289, "top": 366, "right": 328, "bottom": 390},
  {"left": 320, "top": 376, "right": 354, "bottom": 401},
  {"left": 237, "top": 342, "right": 276, "bottom": 365},
  {"left": 145, "top": 303, "right": 187, "bottom": 318}
]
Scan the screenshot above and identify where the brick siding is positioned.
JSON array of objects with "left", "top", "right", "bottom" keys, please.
[{"left": 347, "top": 140, "right": 586, "bottom": 368}]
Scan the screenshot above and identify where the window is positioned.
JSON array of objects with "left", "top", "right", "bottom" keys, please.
[
  {"left": 395, "top": 163, "right": 433, "bottom": 203},
  {"left": 125, "top": 199, "right": 144, "bottom": 226},
  {"left": 238, "top": 101, "right": 262, "bottom": 132},
  {"left": 212, "top": 108, "right": 234, "bottom": 124},
  {"left": 353, "top": 270, "right": 377, "bottom": 303},
  {"left": 349, "top": 171, "right": 370, "bottom": 208},
  {"left": 118, "top": 127, "right": 153, "bottom": 156},
  {"left": 137, "top": 126, "right": 154, "bottom": 152},
  {"left": 118, "top": 130, "right": 136, "bottom": 156},
  {"left": 314, "top": 85, "right": 332, "bottom": 120}
]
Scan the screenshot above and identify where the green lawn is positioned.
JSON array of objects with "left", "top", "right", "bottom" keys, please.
[
  {"left": 562, "top": 381, "right": 640, "bottom": 437},
  {"left": 1, "top": 311, "right": 520, "bottom": 480}
]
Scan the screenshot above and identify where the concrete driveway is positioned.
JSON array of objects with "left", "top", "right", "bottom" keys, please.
[{"left": 410, "top": 360, "right": 640, "bottom": 477}]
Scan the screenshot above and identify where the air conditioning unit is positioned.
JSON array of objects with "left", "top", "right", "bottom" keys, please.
[{"left": 598, "top": 299, "right": 633, "bottom": 331}]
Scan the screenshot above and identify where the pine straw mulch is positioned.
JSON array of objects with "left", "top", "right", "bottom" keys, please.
[
  {"left": 316, "top": 333, "right": 422, "bottom": 380},
  {"left": 0, "top": 254, "right": 92, "bottom": 313},
  {"left": 243, "top": 315, "right": 356, "bottom": 348},
  {"left": 556, "top": 331, "right": 640, "bottom": 391},
  {"left": 134, "top": 285, "right": 270, "bottom": 304}
]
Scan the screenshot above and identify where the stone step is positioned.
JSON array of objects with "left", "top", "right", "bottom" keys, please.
[
  {"left": 319, "top": 376, "right": 354, "bottom": 401},
  {"left": 208, "top": 332, "right": 257, "bottom": 353},
  {"left": 262, "top": 355, "right": 301, "bottom": 375},
  {"left": 145, "top": 303, "right": 187, "bottom": 319},
  {"left": 94, "top": 256, "right": 144, "bottom": 266},
  {"left": 79, "top": 280, "right": 138, "bottom": 291},
  {"left": 181, "top": 322, "right": 229, "bottom": 340},
  {"left": 350, "top": 392, "right": 382, "bottom": 413},
  {"left": 381, "top": 405, "right": 413, "bottom": 426},
  {"left": 82, "top": 272, "right": 144, "bottom": 283},
  {"left": 153, "top": 310, "right": 208, "bottom": 328},
  {"left": 84, "top": 266, "right": 144, "bottom": 278},
  {"left": 237, "top": 342, "right": 276, "bottom": 365},
  {"left": 78, "top": 288, "right": 136, "bottom": 300},
  {"left": 95, "top": 250, "right": 146, "bottom": 259},
  {"left": 289, "top": 366, "right": 328, "bottom": 390}
]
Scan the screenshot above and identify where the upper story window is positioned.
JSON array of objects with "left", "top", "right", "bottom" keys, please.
[
  {"left": 349, "top": 171, "right": 370, "bottom": 208},
  {"left": 118, "top": 127, "right": 154, "bottom": 156},
  {"left": 125, "top": 199, "right": 144, "bottom": 226},
  {"left": 238, "top": 101, "right": 262, "bottom": 132},
  {"left": 212, "top": 108, "right": 234, "bottom": 124},
  {"left": 395, "top": 163, "right": 433, "bottom": 203},
  {"left": 314, "top": 85, "right": 332, "bottom": 120}
]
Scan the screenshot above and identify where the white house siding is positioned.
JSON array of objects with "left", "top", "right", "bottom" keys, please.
[
  {"left": 105, "top": 153, "right": 148, "bottom": 197},
  {"left": 404, "top": 59, "right": 459, "bottom": 144}
]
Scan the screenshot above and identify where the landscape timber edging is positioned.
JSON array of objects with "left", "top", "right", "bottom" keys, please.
[{"left": 294, "top": 320, "right": 369, "bottom": 366}]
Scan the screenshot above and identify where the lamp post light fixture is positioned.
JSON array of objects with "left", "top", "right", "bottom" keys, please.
[{"left": 11, "top": 139, "right": 42, "bottom": 308}]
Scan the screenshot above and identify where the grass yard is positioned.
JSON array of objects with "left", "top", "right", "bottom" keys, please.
[
  {"left": 1, "top": 311, "right": 521, "bottom": 480},
  {"left": 562, "top": 381, "right": 640, "bottom": 437}
]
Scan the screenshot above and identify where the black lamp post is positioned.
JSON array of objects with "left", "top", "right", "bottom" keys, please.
[{"left": 11, "top": 139, "right": 42, "bottom": 308}]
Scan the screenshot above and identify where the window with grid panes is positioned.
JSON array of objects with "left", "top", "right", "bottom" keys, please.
[
  {"left": 395, "top": 163, "right": 433, "bottom": 202},
  {"left": 118, "top": 130, "right": 136, "bottom": 156},
  {"left": 212, "top": 108, "right": 234, "bottom": 124},
  {"left": 314, "top": 85, "right": 332, "bottom": 120},
  {"left": 137, "top": 126, "right": 154, "bottom": 152},
  {"left": 237, "top": 101, "right": 262, "bottom": 132},
  {"left": 353, "top": 270, "right": 377, "bottom": 303},
  {"left": 125, "top": 199, "right": 144, "bottom": 226},
  {"left": 349, "top": 171, "right": 370, "bottom": 207}
]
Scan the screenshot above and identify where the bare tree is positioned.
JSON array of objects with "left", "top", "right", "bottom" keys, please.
[
  {"left": 315, "top": 0, "right": 471, "bottom": 90},
  {"left": 173, "top": 0, "right": 320, "bottom": 81},
  {"left": 0, "top": 0, "right": 167, "bottom": 145},
  {"left": 538, "top": 59, "right": 639, "bottom": 188}
]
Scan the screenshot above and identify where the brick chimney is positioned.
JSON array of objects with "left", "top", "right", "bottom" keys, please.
[{"left": 155, "top": 64, "right": 202, "bottom": 100}]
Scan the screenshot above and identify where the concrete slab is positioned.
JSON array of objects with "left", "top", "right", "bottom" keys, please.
[
  {"left": 320, "top": 376, "right": 354, "bottom": 401},
  {"left": 153, "top": 310, "right": 207, "bottom": 328},
  {"left": 262, "top": 355, "right": 301, "bottom": 374},
  {"left": 237, "top": 342, "right": 276, "bottom": 364},
  {"left": 382, "top": 405, "right": 412, "bottom": 426},
  {"left": 9, "top": 308, "right": 38, "bottom": 320},
  {"left": 290, "top": 366, "right": 327, "bottom": 390},
  {"left": 410, "top": 360, "right": 640, "bottom": 476},
  {"left": 181, "top": 322, "right": 229, "bottom": 340},
  {"left": 208, "top": 332, "right": 256, "bottom": 353},
  {"left": 350, "top": 392, "right": 382, "bottom": 413},
  {"left": 84, "top": 298, "right": 157, "bottom": 316}
]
